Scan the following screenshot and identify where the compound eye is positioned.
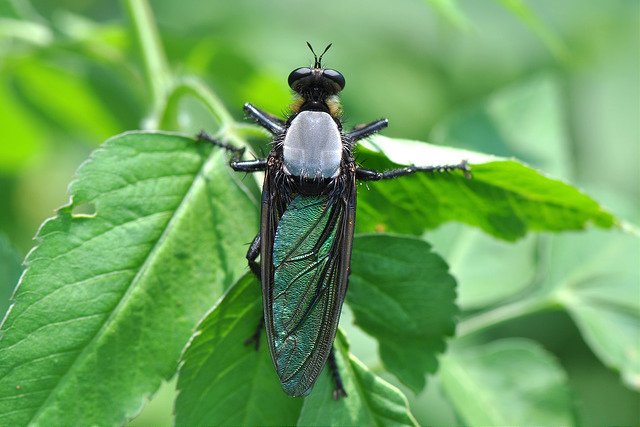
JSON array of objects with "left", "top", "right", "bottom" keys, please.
[
  {"left": 288, "top": 67, "right": 312, "bottom": 88},
  {"left": 322, "top": 69, "right": 345, "bottom": 90}
]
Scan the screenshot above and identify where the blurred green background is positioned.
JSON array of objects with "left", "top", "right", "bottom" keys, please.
[{"left": 0, "top": 0, "right": 638, "bottom": 425}]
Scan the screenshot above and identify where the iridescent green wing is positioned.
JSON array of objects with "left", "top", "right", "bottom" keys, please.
[{"left": 262, "top": 176, "right": 355, "bottom": 397}]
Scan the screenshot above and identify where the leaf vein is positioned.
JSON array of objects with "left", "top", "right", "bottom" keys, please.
[{"left": 25, "top": 148, "right": 214, "bottom": 423}]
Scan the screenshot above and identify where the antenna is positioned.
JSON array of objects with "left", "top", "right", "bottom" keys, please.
[{"left": 306, "top": 42, "right": 332, "bottom": 68}]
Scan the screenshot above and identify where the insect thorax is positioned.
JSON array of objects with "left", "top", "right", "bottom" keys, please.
[{"left": 282, "top": 111, "right": 342, "bottom": 179}]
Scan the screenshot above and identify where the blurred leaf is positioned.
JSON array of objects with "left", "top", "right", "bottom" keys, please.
[
  {"left": 427, "top": 223, "right": 537, "bottom": 309},
  {"left": 11, "top": 58, "right": 121, "bottom": 140},
  {"left": 421, "top": 75, "right": 573, "bottom": 309},
  {"left": 357, "top": 136, "right": 615, "bottom": 240},
  {"left": 54, "top": 11, "right": 128, "bottom": 55},
  {"left": 347, "top": 234, "right": 457, "bottom": 392},
  {"left": 0, "top": 78, "right": 45, "bottom": 173},
  {"left": 0, "top": 132, "right": 259, "bottom": 425},
  {"left": 298, "top": 332, "right": 418, "bottom": 426},
  {"left": 549, "top": 230, "right": 640, "bottom": 390},
  {"left": 126, "top": 379, "right": 176, "bottom": 427},
  {"left": 440, "top": 339, "right": 575, "bottom": 425},
  {"left": 240, "top": 70, "right": 291, "bottom": 117},
  {"left": 0, "top": 234, "right": 22, "bottom": 316},
  {"left": 0, "top": 18, "right": 52, "bottom": 48},
  {"left": 197, "top": 47, "right": 258, "bottom": 117},
  {"left": 422, "top": 0, "right": 470, "bottom": 29},
  {"left": 496, "top": 0, "right": 570, "bottom": 61},
  {"left": 431, "top": 74, "right": 572, "bottom": 179},
  {"left": 175, "top": 274, "right": 302, "bottom": 426},
  {"left": 425, "top": 0, "right": 572, "bottom": 58}
]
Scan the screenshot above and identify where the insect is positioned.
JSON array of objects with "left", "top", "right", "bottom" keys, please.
[{"left": 199, "top": 43, "right": 469, "bottom": 398}]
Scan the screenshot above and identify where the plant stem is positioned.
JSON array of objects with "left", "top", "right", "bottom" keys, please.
[
  {"left": 159, "top": 77, "right": 235, "bottom": 130},
  {"left": 158, "top": 78, "right": 268, "bottom": 150},
  {"left": 121, "top": 0, "right": 261, "bottom": 145},
  {"left": 122, "top": 0, "right": 171, "bottom": 115},
  {"left": 456, "top": 296, "right": 555, "bottom": 338}
]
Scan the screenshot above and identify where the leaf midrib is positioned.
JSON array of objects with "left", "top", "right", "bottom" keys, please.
[
  {"left": 346, "top": 350, "right": 387, "bottom": 427},
  {"left": 28, "top": 144, "right": 217, "bottom": 424}
]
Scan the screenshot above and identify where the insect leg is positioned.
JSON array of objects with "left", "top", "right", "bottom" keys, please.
[
  {"left": 246, "top": 233, "right": 261, "bottom": 278},
  {"left": 230, "top": 159, "right": 268, "bottom": 172},
  {"left": 197, "top": 130, "right": 267, "bottom": 172},
  {"left": 197, "top": 130, "right": 244, "bottom": 159},
  {"left": 244, "top": 103, "right": 285, "bottom": 135},
  {"left": 244, "top": 233, "right": 264, "bottom": 350},
  {"left": 356, "top": 160, "right": 471, "bottom": 181},
  {"left": 346, "top": 118, "right": 388, "bottom": 142},
  {"left": 244, "top": 317, "right": 265, "bottom": 351},
  {"left": 328, "top": 347, "right": 347, "bottom": 399}
]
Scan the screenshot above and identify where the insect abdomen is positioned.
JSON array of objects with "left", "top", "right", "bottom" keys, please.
[{"left": 271, "top": 194, "right": 339, "bottom": 395}]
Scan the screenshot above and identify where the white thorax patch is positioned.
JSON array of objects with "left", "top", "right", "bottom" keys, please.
[{"left": 282, "top": 111, "right": 342, "bottom": 178}]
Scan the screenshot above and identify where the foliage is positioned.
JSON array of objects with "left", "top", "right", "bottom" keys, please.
[
  {"left": 0, "top": 235, "right": 21, "bottom": 315},
  {"left": 440, "top": 339, "right": 575, "bottom": 425},
  {"left": 0, "top": 133, "right": 259, "bottom": 425},
  {"left": 0, "top": 0, "right": 637, "bottom": 426}
]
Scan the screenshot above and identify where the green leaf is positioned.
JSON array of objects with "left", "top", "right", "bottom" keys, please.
[
  {"left": 12, "top": 57, "right": 122, "bottom": 140},
  {"left": 0, "top": 78, "right": 45, "bottom": 173},
  {"left": 298, "top": 332, "right": 418, "bottom": 426},
  {"left": 175, "top": 274, "right": 302, "bottom": 426},
  {"left": 0, "top": 234, "right": 22, "bottom": 315},
  {"left": 549, "top": 230, "right": 640, "bottom": 390},
  {"left": 347, "top": 234, "right": 457, "bottom": 393},
  {"left": 427, "top": 223, "right": 538, "bottom": 309},
  {"left": 176, "top": 272, "right": 418, "bottom": 427},
  {"left": 416, "top": 75, "right": 587, "bottom": 308},
  {"left": 430, "top": 74, "right": 572, "bottom": 179},
  {"left": 356, "top": 136, "right": 615, "bottom": 240},
  {"left": 440, "top": 339, "right": 575, "bottom": 425},
  {"left": 0, "top": 132, "right": 259, "bottom": 425}
]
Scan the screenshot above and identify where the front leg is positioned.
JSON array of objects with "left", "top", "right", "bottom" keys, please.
[
  {"left": 197, "top": 130, "right": 267, "bottom": 172},
  {"left": 356, "top": 160, "right": 471, "bottom": 181},
  {"left": 244, "top": 103, "right": 285, "bottom": 135},
  {"left": 346, "top": 118, "right": 388, "bottom": 142},
  {"left": 230, "top": 159, "right": 268, "bottom": 173}
]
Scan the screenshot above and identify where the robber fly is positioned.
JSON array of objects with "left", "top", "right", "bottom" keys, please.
[{"left": 198, "top": 43, "right": 468, "bottom": 398}]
